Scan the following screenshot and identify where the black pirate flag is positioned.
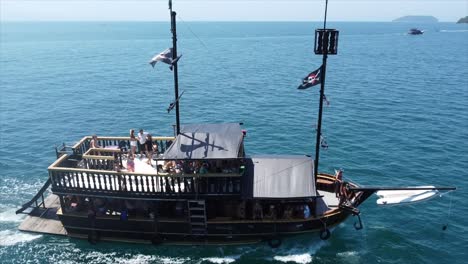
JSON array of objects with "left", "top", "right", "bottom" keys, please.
[{"left": 298, "top": 65, "right": 322, "bottom": 89}]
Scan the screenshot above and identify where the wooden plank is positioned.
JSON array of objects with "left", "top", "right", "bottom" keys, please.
[
  {"left": 18, "top": 215, "right": 67, "bottom": 236},
  {"left": 18, "top": 194, "right": 67, "bottom": 236}
]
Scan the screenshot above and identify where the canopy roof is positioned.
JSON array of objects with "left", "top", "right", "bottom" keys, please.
[
  {"left": 243, "top": 155, "right": 317, "bottom": 198},
  {"left": 163, "top": 123, "right": 244, "bottom": 160}
]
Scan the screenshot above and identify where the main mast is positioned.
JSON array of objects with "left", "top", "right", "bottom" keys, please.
[
  {"left": 313, "top": 0, "right": 339, "bottom": 181},
  {"left": 169, "top": 0, "right": 181, "bottom": 135}
]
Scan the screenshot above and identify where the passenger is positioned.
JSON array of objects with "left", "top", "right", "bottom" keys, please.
[
  {"left": 199, "top": 162, "right": 209, "bottom": 174},
  {"left": 127, "top": 154, "right": 135, "bottom": 172},
  {"left": 283, "top": 206, "right": 293, "bottom": 219},
  {"left": 303, "top": 204, "right": 311, "bottom": 219},
  {"left": 94, "top": 198, "right": 107, "bottom": 216},
  {"left": 237, "top": 201, "right": 246, "bottom": 219},
  {"left": 174, "top": 161, "right": 183, "bottom": 174},
  {"left": 334, "top": 169, "right": 344, "bottom": 198},
  {"left": 114, "top": 158, "right": 121, "bottom": 172},
  {"left": 129, "top": 129, "right": 138, "bottom": 156},
  {"left": 137, "top": 129, "right": 147, "bottom": 157},
  {"left": 189, "top": 161, "right": 201, "bottom": 174},
  {"left": 253, "top": 201, "right": 263, "bottom": 220},
  {"left": 265, "top": 205, "right": 277, "bottom": 219},
  {"left": 120, "top": 209, "right": 128, "bottom": 221},
  {"left": 162, "top": 160, "right": 176, "bottom": 172},
  {"left": 125, "top": 200, "right": 136, "bottom": 216},
  {"left": 145, "top": 134, "right": 154, "bottom": 165},
  {"left": 90, "top": 135, "right": 101, "bottom": 149}
]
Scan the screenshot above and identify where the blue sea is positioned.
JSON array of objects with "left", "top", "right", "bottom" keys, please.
[{"left": 0, "top": 21, "right": 467, "bottom": 263}]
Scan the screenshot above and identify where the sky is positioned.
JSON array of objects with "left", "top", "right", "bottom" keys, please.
[{"left": 0, "top": 0, "right": 467, "bottom": 22}]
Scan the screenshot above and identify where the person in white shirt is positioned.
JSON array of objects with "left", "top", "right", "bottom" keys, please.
[{"left": 137, "top": 129, "right": 148, "bottom": 156}]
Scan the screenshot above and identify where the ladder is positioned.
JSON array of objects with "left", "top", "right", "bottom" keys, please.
[{"left": 187, "top": 200, "right": 207, "bottom": 235}]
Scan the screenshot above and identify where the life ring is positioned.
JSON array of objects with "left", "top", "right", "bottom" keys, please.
[
  {"left": 319, "top": 228, "right": 331, "bottom": 240},
  {"left": 267, "top": 237, "right": 282, "bottom": 248},
  {"left": 88, "top": 230, "right": 100, "bottom": 244}
]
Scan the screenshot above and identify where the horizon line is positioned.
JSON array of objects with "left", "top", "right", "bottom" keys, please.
[{"left": 0, "top": 20, "right": 459, "bottom": 23}]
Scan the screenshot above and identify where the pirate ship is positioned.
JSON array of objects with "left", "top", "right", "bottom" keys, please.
[{"left": 16, "top": 0, "right": 455, "bottom": 246}]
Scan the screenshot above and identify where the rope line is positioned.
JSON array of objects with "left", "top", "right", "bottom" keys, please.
[{"left": 177, "top": 14, "right": 210, "bottom": 50}]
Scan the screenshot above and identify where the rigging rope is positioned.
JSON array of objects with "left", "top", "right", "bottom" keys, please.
[
  {"left": 442, "top": 192, "right": 453, "bottom": 231},
  {"left": 177, "top": 14, "right": 210, "bottom": 50}
]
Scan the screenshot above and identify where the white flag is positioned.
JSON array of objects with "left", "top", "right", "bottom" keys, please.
[{"left": 149, "top": 48, "right": 182, "bottom": 70}]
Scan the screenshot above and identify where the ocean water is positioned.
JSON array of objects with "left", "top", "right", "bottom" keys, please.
[{"left": 0, "top": 21, "right": 467, "bottom": 263}]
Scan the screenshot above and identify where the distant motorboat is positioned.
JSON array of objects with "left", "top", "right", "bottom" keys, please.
[{"left": 408, "top": 28, "right": 424, "bottom": 35}]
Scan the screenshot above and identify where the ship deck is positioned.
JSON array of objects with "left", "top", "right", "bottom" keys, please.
[
  {"left": 18, "top": 194, "right": 66, "bottom": 236},
  {"left": 122, "top": 154, "right": 160, "bottom": 174}
]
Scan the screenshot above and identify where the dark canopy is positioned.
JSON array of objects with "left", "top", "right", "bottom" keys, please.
[{"left": 163, "top": 123, "right": 244, "bottom": 159}]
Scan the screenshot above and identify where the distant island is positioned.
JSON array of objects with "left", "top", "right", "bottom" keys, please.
[
  {"left": 393, "top": 16, "right": 439, "bottom": 23},
  {"left": 457, "top": 16, "right": 468, "bottom": 23}
]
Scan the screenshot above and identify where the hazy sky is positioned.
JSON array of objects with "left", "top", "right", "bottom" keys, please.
[{"left": 1, "top": 0, "right": 467, "bottom": 22}]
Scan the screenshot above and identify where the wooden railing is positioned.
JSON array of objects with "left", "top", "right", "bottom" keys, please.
[
  {"left": 49, "top": 154, "right": 242, "bottom": 198},
  {"left": 71, "top": 136, "right": 175, "bottom": 156},
  {"left": 83, "top": 148, "right": 122, "bottom": 171}
]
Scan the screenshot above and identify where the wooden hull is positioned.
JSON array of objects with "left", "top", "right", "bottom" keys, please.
[
  {"left": 57, "top": 208, "right": 351, "bottom": 245},
  {"left": 19, "top": 173, "right": 369, "bottom": 246}
]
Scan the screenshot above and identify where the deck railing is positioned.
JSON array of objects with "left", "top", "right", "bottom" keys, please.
[
  {"left": 82, "top": 148, "right": 122, "bottom": 171},
  {"left": 71, "top": 136, "right": 176, "bottom": 156},
  {"left": 49, "top": 154, "right": 242, "bottom": 198}
]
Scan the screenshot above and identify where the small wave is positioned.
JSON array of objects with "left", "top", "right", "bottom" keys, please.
[
  {"left": 201, "top": 256, "right": 239, "bottom": 264},
  {"left": 273, "top": 253, "right": 312, "bottom": 264},
  {"left": 336, "top": 251, "right": 360, "bottom": 264},
  {"left": 0, "top": 230, "right": 42, "bottom": 246},
  {"left": 336, "top": 251, "right": 358, "bottom": 257},
  {"left": 115, "top": 255, "right": 188, "bottom": 264},
  {"left": 152, "top": 257, "right": 189, "bottom": 264},
  {"left": 0, "top": 208, "right": 25, "bottom": 223},
  {"left": 82, "top": 252, "right": 189, "bottom": 264},
  {"left": 440, "top": 29, "right": 468, "bottom": 32},
  {"left": 270, "top": 236, "right": 327, "bottom": 264}
]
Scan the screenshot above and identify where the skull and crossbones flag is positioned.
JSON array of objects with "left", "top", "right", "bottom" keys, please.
[
  {"left": 297, "top": 65, "right": 322, "bottom": 89},
  {"left": 149, "top": 48, "right": 182, "bottom": 70}
]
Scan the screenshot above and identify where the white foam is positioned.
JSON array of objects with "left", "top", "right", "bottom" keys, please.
[
  {"left": 274, "top": 253, "right": 312, "bottom": 264},
  {"left": 114, "top": 255, "right": 156, "bottom": 264},
  {"left": 0, "top": 208, "right": 25, "bottom": 223},
  {"left": 201, "top": 256, "right": 238, "bottom": 264},
  {"left": 336, "top": 251, "right": 360, "bottom": 263},
  {"left": 0, "top": 230, "right": 42, "bottom": 246},
  {"left": 336, "top": 251, "right": 358, "bottom": 257},
  {"left": 115, "top": 255, "right": 188, "bottom": 264},
  {"left": 440, "top": 29, "right": 468, "bottom": 33},
  {"left": 270, "top": 236, "right": 328, "bottom": 264}
]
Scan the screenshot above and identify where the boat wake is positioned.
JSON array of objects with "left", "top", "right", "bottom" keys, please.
[
  {"left": 0, "top": 230, "right": 42, "bottom": 246},
  {"left": 336, "top": 251, "right": 360, "bottom": 263},
  {"left": 274, "top": 253, "right": 313, "bottom": 264},
  {"left": 83, "top": 252, "right": 190, "bottom": 264},
  {"left": 440, "top": 29, "right": 468, "bottom": 33},
  {"left": 0, "top": 207, "right": 25, "bottom": 223},
  {"left": 271, "top": 239, "right": 327, "bottom": 264},
  {"left": 201, "top": 256, "right": 240, "bottom": 264}
]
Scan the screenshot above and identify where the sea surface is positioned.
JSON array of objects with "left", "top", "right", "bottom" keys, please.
[{"left": 0, "top": 21, "right": 467, "bottom": 263}]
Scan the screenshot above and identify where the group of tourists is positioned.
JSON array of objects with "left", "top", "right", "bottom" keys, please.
[{"left": 127, "top": 129, "right": 158, "bottom": 170}]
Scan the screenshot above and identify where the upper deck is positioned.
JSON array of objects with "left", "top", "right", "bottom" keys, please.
[{"left": 50, "top": 135, "right": 245, "bottom": 199}]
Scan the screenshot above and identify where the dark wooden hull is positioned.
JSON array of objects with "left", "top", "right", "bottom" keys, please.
[{"left": 57, "top": 208, "right": 351, "bottom": 245}]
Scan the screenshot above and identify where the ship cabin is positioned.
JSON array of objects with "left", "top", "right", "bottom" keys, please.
[{"left": 47, "top": 123, "right": 343, "bottom": 243}]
